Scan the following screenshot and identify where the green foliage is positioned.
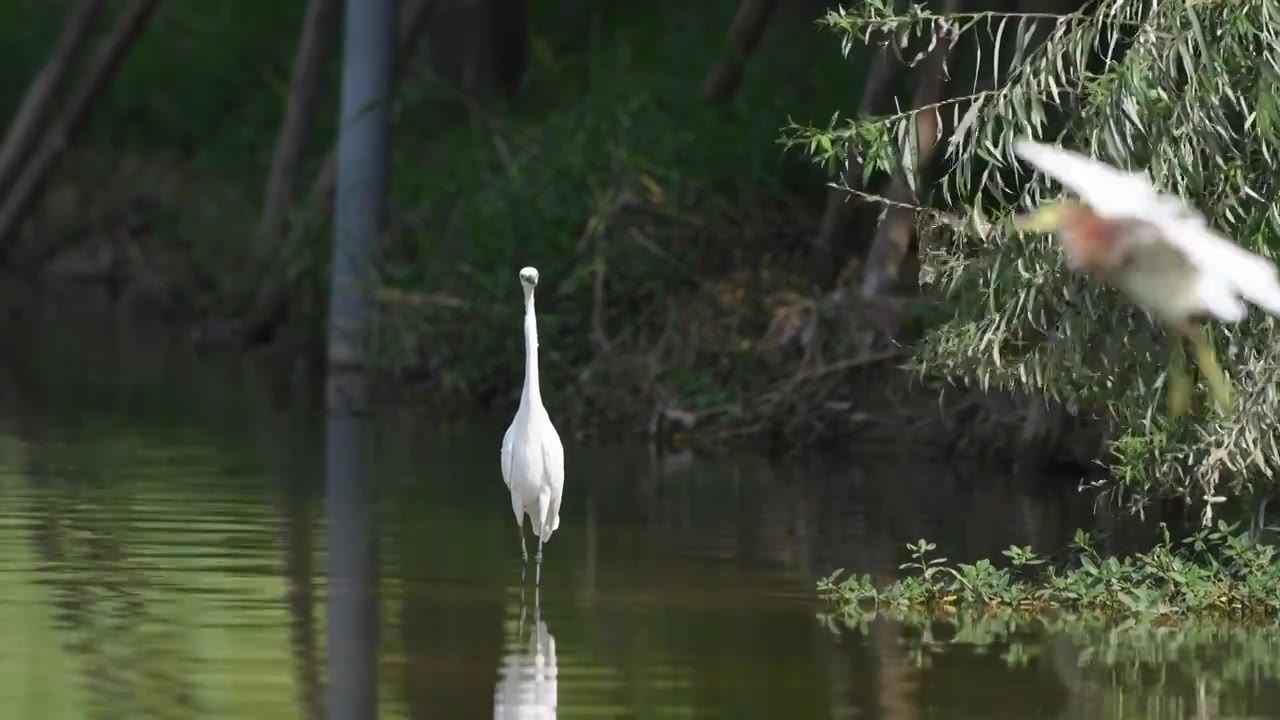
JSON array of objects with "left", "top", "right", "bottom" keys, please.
[
  {"left": 1, "top": 0, "right": 858, "bottom": 411},
  {"left": 820, "top": 523, "right": 1280, "bottom": 618},
  {"left": 372, "top": 0, "right": 853, "bottom": 401},
  {"left": 787, "top": 0, "right": 1280, "bottom": 512},
  {"left": 820, "top": 525, "right": 1280, "bottom": 715}
]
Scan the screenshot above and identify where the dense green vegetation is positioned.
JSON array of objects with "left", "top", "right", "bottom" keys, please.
[
  {"left": 791, "top": 0, "right": 1280, "bottom": 514},
  {"left": 0, "top": 0, "right": 855, "bottom": 418},
  {"left": 821, "top": 522, "right": 1280, "bottom": 618},
  {"left": 818, "top": 522, "right": 1280, "bottom": 716}
]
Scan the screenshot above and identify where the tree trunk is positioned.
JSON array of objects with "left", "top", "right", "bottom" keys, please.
[
  {"left": 808, "top": 0, "right": 909, "bottom": 286},
  {"left": 238, "top": 0, "right": 436, "bottom": 347},
  {"left": 0, "top": 0, "right": 161, "bottom": 252},
  {"left": 0, "top": 0, "right": 107, "bottom": 198},
  {"left": 427, "top": 0, "right": 529, "bottom": 107},
  {"left": 253, "top": 0, "right": 340, "bottom": 262},
  {"left": 859, "top": 0, "right": 962, "bottom": 300},
  {"left": 490, "top": 0, "right": 530, "bottom": 98},
  {"left": 702, "top": 0, "right": 782, "bottom": 104}
]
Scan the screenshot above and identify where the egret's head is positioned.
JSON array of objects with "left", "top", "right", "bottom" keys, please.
[
  {"left": 1014, "top": 201, "right": 1117, "bottom": 273},
  {"left": 519, "top": 266, "right": 539, "bottom": 295}
]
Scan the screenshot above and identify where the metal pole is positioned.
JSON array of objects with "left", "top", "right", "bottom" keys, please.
[
  {"left": 326, "top": 0, "right": 395, "bottom": 408},
  {"left": 325, "top": 1, "right": 395, "bottom": 719}
]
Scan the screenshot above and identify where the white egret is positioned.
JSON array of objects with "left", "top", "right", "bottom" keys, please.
[
  {"left": 501, "top": 266, "right": 565, "bottom": 586},
  {"left": 1012, "top": 138, "right": 1280, "bottom": 415}
]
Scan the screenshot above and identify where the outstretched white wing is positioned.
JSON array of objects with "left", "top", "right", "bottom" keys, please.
[
  {"left": 1014, "top": 139, "right": 1173, "bottom": 221},
  {"left": 1014, "top": 138, "right": 1280, "bottom": 319}
]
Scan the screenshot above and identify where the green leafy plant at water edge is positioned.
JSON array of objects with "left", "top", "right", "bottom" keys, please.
[
  {"left": 820, "top": 524, "right": 1280, "bottom": 618},
  {"left": 785, "top": 1, "right": 1280, "bottom": 513},
  {"left": 818, "top": 526, "right": 1280, "bottom": 715}
]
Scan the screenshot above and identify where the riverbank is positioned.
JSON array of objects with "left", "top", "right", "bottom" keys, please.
[{"left": 15, "top": 163, "right": 1109, "bottom": 473}]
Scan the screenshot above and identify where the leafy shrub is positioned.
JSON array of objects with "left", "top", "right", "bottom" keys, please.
[{"left": 789, "top": 1, "right": 1280, "bottom": 514}]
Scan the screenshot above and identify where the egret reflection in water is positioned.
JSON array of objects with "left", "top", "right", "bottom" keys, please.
[{"left": 494, "top": 590, "right": 558, "bottom": 719}]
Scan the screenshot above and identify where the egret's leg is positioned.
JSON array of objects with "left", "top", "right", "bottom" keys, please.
[
  {"left": 512, "top": 494, "right": 528, "bottom": 566},
  {"left": 518, "top": 585, "right": 527, "bottom": 638},
  {"left": 1188, "top": 323, "right": 1232, "bottom": 413},
  {"left": 517, "top": 521, "right": 528, "bottom": 583},
  {"left": 519, "top": 524, "right": 529, "bottom": 584},
  {"left": 534, "top": 490, "right": 551, "bottom": 587},
  {"left": 1166, "top": 328, "right": 1191, "bottom": 417},
  {"left": 535, "top": 535, "right": 544, "bottom": 587}
]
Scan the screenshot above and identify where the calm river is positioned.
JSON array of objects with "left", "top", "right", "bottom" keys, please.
[{"left": 0, "top": 301, "right": 1276, "bottom": 719}]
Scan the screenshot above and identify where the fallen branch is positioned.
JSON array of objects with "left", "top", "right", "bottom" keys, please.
[
  {"left": 687, "top": 348, "right": 908, "bottom": 423},
  {"left": 782, "top": 348, "right": 908, "bottom": 385},
  {"left": 373, "top": 286, "right": 468, "bottom": 310},
  {"left": 0, "top": 0, "right": 160, "bottom": 252},
  {"left": 0, "top": 0, "right": 106, "bottom": 197}
]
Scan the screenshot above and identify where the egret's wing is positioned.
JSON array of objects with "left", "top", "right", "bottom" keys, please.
[
  {"left": 1159, "top": 221, "right": 1280, "bottom": 318},
  {"left": 501, "top": 422, "right": 515, "bottom": 489},
  {"left": 542, "top": 421, "right": 565, "bottom": 532},
  {"left": 1123, "top": 231, "right": 1247, "bottom": 321},
  {"left": 1014, "top": 138, "right": 1280, "bottom": 318},
  {"left": 1013, "top": 139, "right": 1172, "bottom": 220}
]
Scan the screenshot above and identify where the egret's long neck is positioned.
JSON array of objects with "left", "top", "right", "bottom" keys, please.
[{"left": 521, "top": 289, "right": 541, "bottom": 408}]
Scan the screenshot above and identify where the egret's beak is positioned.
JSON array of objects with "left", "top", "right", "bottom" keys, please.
[{"left": 1013, "top": 202, "right": 1065, "bottom": 234}]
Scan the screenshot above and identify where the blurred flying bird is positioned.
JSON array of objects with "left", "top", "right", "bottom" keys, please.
[{"left": 1012, "top": 138, "right": 1280, "bottom": 416}]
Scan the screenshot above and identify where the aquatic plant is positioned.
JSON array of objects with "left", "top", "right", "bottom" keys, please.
[
  {"left": 819, "top": 523, "right": 1280, "bottom": 618},
  {"left": 818, "top": 523, "right": 1280, "bottom": 715}
]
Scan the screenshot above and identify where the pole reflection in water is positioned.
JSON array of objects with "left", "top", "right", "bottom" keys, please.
[
  {"left": 494, "top": 590, "right": 558, "bottom": 719},
  {"left": 325, "top": 372, "right": 379, "bottom": 720}
]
